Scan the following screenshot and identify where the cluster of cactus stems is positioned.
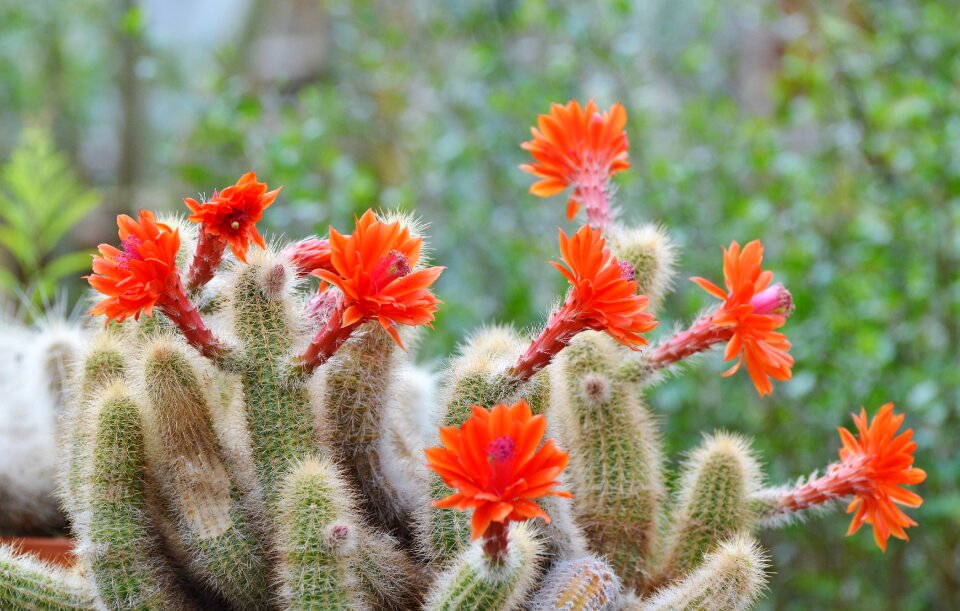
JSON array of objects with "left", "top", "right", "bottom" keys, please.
[{"left": 0, "top": 99, "right": 926, "bottom": 611}]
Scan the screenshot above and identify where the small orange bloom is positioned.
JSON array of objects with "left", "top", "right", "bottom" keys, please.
[
  {"left": 840, "top": 403, "right": 926, "bottom": 551},
  {"left": 520, "top": 99, "right": 630, "bottom": 227},
  {"left": 185, "top": 172, "right": 280, "bottom": 263},
  {"left": 512, "top": 225, "right": 657, "bottom": 380},
  {"left": 286, "top": 237, "right": 333, "bottom": 276},
  {"left": 779, "top": 404, "right": 925, "bottom": 552},
  {"left": 691, "top": 240, "right": 793, "bottom": 397},
  {"left": 425, "top": 400, "right": 572, "bottom": 541},
  {"left": 312, "top": 210, "right": 443, "bottom": 347},
  {"left": 553, "top": 225, "right": 657, "bottom": 347},
  {"left": 87, "top": 210, "right": 181, "bottom": 323}
]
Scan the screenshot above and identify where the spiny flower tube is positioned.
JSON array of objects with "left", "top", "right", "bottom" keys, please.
[
  {"left": 425, "top": 400, "right": 571, "bottom": 562},
  {"left": 776, "top": 403, "right": 925, "bottom": 552},
  {"left": 520, "top": 99, "right": 630, "bottom": 229},
  {"left": 184, "top": 172, "right": 281, "bottom": 290},
  {"left": 299, "top": 210, "right": 444, "bottom": 374},
  {"left": 87, "top": 210, "right": 226, "bottom": 359},
  {"left": 285, "top": 237, "right": 333, "bottom": 277},
  {"left": 510, "top": 225, "right": 657, "bottom": 381},
  {"left": 650, "top": 240, "right": 794, "bottom": 397}
]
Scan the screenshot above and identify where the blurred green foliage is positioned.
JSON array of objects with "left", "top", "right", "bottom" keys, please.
[
  {"left": 1, "top": 0, "right": 957, "bottom": 608},
  {"left": 0, "top": 127, "right": 99, "bottom": 300}
]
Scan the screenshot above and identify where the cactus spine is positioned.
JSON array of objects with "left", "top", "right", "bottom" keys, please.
[
  {"left": 81, "top": 384, "right": 186, "bottom": 609},
  {"left": 531, "top": 555, "right": 621, "bottom": 611},
  {"left": 276, "top": 457, "right": 365, "bottom": 610},
  {"left": 658, "top": 433, "right": 760, "bottom": 582},
  {"left": 0, "top": 546, "right": 95, "bottom": 610},
  {"left": 636, "top": 535, "right": 769, "bottom": 611},
  {"left": 140, "top": 339, "right": 271, "bottom": 608}
]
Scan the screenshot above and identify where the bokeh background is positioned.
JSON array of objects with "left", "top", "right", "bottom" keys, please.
[{"left": 1, "top": 0, "right": 957, "bottom": 608}]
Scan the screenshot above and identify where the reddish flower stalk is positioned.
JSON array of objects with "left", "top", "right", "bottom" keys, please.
[
  {"left": 520, "top": 99, "right": 630, "bottom": 229},
  {"left": 158, "top": 274, "right": 228, "bottom": 360},
  {"left": 510, "top": 225, "right": 657, "bottom": 381},
  {"left": 777, "top": 403, "right": 925, "bottom": 552},
  {"left": 186, "top": 230, "right": 227, "bottom": 293},
  {"left": 87, "top": 210, "right": 227, "bottom": 360},
  {"left": 298, "top": 210, "right": 443, "bottom": 375},
  {"left": 648, "top": 282, "right": 793, "bottom": 371}
]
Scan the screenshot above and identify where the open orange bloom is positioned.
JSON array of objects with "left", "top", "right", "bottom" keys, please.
[
  {"left": 185, "top": 172, "right": 280, "bottom": 263},
  {"left": 313, "top": 210, "right": 444, "bottom": 347},
  {"left": 87, "top": 210, "right": 181, "bottom": 323},
  {"left": 520, "top": 99, "right": 630, "bottom": 227},
  {"left": 779, "top": 403, "right": 925, "bottom": 552},
  {"left": 840, "top": 403, "right": 926, "bottom": 551},
  {"left": 691, "top": 240, "right": 793, "bottom": 397},
  {"left": 425, "top": 400, "right": 571, "bottom": 541},
  {"left": 299, "top": 210, "right": 444, "bottom": 374},
  {"left": 512, "top": 225, "right": 657, "bottom": 380}
]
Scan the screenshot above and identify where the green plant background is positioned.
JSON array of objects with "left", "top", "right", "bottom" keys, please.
[{"left": 0, "top": 0, "right": 956, "bottom": 608}]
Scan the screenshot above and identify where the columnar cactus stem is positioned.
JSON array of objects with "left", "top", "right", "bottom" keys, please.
[
  {"left": 658, "top": 433, "right": 760, "bottom": 582},
  {"left": 321, "top": 323, "right": 411, "bottom": 537},
  {"left": 424, "top": 523, "right": 543, "bottom": 611},
  {"left": 276, "top": 457, "right": 365, "bottom": 610},
  {"left": 140, "top": 340, "right": 272, "bottom": 608},
  {"left": 550, "top": 332, "right": 665, "bottom": 591},
  {"left": 61, "top": 336, "right": 127, "bottom": 531},
  {"left": 82, "top": 385, "right": 186, "bottom": 609},
  {"left": 635, "top": 535, "right": 769, "bottom": 611},
  {"left": 607, "top": 224, "right": 676, "bottom": 312},
  {"left": 230, "top": 260, "right": 318, "bottom": 502},
  {"left": 0, "top": 546, "right": 96, "bottom": 610}
]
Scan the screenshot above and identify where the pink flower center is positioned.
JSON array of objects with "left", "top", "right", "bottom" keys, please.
[
  {"left": 115, "top": 235, "right": 144, "bottom": 270},
  {"left": 750, "top": 283, "right": 794, "bottom": 316},
  {"left": 618, "top": 261, "right": 636, "bottom": 282},
  {"left": 369, "top": 250, "right": 411, "bottom": 291},
  {"left": 487, "top": 436, "right": 516, "bottom": 463}
]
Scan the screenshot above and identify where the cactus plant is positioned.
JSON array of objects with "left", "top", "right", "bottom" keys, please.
[{"left": 0, "top": 100, "right": 926, "bottom": 611}]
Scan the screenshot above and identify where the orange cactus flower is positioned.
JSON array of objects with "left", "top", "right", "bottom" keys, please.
[
  {"left": 520, "top": 99, "right": 630, "bottom": 228},
  {"left": 779, "top": 403, "right": 925, "bottom": 552},
  {"left": 300, "top": 210, "right": 444, "bottom": 373},
  {"left": 689, "top": 240, "right": 794, "bottom": 397},
  {"left": 511, "top": 225, "right": 657, "bottom": 380},
  {"left": 87, "top": 210, "right": 225, "bottom": 359},
  {"left": 425, "top": 400, "right": 571, "bottom": 552},
  {"left": 88, "top": 210, "right": 181, "bottom": 323},
  {"left": 185, "top": 171, "right": 280, "bottom": 264}
]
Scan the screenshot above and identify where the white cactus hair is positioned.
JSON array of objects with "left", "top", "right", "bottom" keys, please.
[{"left": 0, "top": 294, "right": 89, "bottom": 533}]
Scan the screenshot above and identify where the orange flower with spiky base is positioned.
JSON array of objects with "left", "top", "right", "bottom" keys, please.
[
  {"left": 520, "top": 99, "right": 630, "bottom": 228},
  {"left": 87, "top": 210, "right": 226, "bottom": 359},
  {"left": 184, "top": 172, "right": 281, "bottom": 290},
  {"left": 299, "top": 210, "right": 444, "bottom": 374},
  {"left": 511, "top": 225, "right": 657, "bottom": 380},
  {"left": 649, "top": 240, "right": 793, "bottom": 396},
  {"left": 425, "top": 400, "right": 571, "bottom": 560},
  {"left": 777, "top": 403, "right": 925, "bottom": 551}
]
